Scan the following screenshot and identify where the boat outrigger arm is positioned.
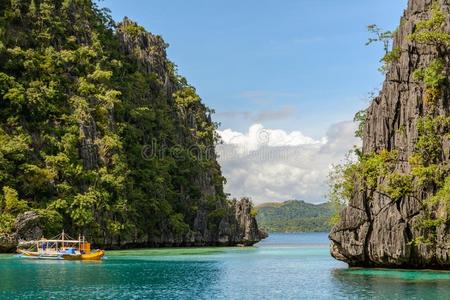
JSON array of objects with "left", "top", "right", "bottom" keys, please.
[{"left": 17, "top": 230, "right": 105, "bottom": 261}]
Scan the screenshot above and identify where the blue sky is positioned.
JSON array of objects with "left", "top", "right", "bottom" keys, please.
[
  {"left": 101, "top": 0, "right": 409, "bottom": 203},
  {"left": 102, "top": 0, "right": 407, "bottom": 138}
]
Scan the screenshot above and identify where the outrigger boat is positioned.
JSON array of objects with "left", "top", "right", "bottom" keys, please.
[{"left": 17, "top": 231, "right": 105, "bottom": 261}]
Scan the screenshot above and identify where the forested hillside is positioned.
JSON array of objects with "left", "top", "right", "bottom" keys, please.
[
  {"left": 256, "top": 200, "right": 332, "bottom": 232},
  {"left": 0, "top": 0, "right": 264, "bottom": 250}
]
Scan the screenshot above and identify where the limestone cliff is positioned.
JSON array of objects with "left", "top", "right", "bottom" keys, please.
[
  {"left": 0, "top": 1, "right": 265, "bottom": 251},
  {"left": 330, "top": 0, "right": 450, "bottom": 268}
]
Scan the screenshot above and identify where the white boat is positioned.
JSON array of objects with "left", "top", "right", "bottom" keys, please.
[{"left": 17, "top": 231, "right": 105, "bottom": 261}]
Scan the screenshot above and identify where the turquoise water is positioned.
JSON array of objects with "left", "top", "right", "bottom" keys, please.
[{"left": 1, "top": 233, "right": 450, "bottom": 299}]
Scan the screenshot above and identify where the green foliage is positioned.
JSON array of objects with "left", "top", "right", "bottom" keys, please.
[
  {"left": 382, "top": 46, "right": 401, "bottom": 64},
  {"left": 426, "top": 176, "right": 450, "bottom": 215},
  {"left": 410, "top": 234, "right": 436, "bottom": 246},
  {"left": 328, "top": 156, "right": 355, "bottom": 211},
  {"left": 174, "top": 86, "right": 201, "bottom": 108},
  {"left": 415, "top": 116, "right": 449, "bottom": 164},
  {"left": 354, "top": 109, "right": 367, "bottom": 138},
  {"left": 0, "top": 213, "right": 15, "bottom": 234},
  {"left": 70, "top": 190, "right": 101, "bottom": 229},
  {"left": 169, "top": 213, "right": 189, "bottom": 235},
  {"left": 382, "top": 173, "right": 413, "bottom": 201},
  {"left": 256, "top": 200, "right": 333, "bottom": 232},
  {"left": 409, "top": 3, "right": 450, "bottom": 47},
  {"left": 340, "top": 2, "right": 450, "bottom": 249},
  {"left": 413, "top": 59, "right": 447, "bottom": 106},
  {"left": 0, "top": 186, "right": 27, "bottom": 234},
  {"left": 409, "top": 4, "right": 450, "bottom": 111},
  {"left": 366, "top": 24, "right": 393, "bottom": 54},
  {"left": 0, "top": 0, "right": 227, "bottom": 244},
  {"left": 410, "top": 159, "right": 446, "bottom": 189},
  {"left": 413, "top": 59, "right": 446, "bottom": 88},
  {"left": 327, "top": 149, "right": 397, "bottom": 223},
  {"left": 406, "top": 115, "right": 450, "bottom": 243},
  {"left": 328, "top": 149, "right": 406, "bottom": 223},
  {"left": 412, "top": 215, "right": 445, "bottom": 246},
  {"left": 408, "top": 7, "right": 450, "bottom": 237},
  {"left": 120, "top": 22, "right": 145, "bottom": 38},
  {"left": 35, "top": 208, "right": 63, "bottom": 236},
  {"left": 379, "top": 46, "right": 401, "bottom": 73},
  {"left": 2, "top": 186, "right": 28, "bottom": 214},
  {"left": 366, "top": 24, "right": 396, "bottom": 73},
  {"left": 407, "top": 6, "right": 450, "bottom": 244},
  {"left": 356, "top": 150, "right": 398, "bottom": 190}
]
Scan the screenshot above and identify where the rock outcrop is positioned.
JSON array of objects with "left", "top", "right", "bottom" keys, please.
[
  {"left": 97, "top": 19, "right": 267, "bottom": 249},
  {"left": 0, "top": 211, "right": 43, "bottom": 252},
  {"left": 219, "top": 198, "right": 268, "bottom": 246},
  {"left": 330, "top": 0, "right": 450, "bottom": 268},
  {"left": 0, "top": 200, "right": 266, "bottom": 251},
  {"left": 0, "top": 234, "right": 16, "bottom": 253},
  {"left": 13, "top": 211, "right": 44, "bottom": 241},
  {"left": 0, "top": 2, "right": 266, "bottom": 252},
  {"left": 101, "top": 198, "right": 267, "bottom": 249}
]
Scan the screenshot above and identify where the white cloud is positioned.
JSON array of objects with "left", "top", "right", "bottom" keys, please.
[
  {"left": 219, "top": 124, "right": 325, "bottom": 153},
  {"left": 216, "top": 122, "right": 361, "bottom": 204}
]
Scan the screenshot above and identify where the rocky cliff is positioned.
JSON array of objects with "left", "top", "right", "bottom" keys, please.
[
  {"left": 0, "top": 0, "right": 265, "bottom": 251},
  {"left": 330, "top": 0, "right": 450, "bottom": 268},
  {"left": 1, "top": 198, "right": 266, "bottom": 250}
]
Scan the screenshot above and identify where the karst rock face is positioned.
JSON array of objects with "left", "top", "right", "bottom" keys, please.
[
  {"left": 111, "top": 19, "right": 266, "bottom": 248},
  {"left": 330, "top": 0, "right": 450, "bottom": 268},
  {"left": 0, "top": 1, "right": 266, "bottom": 252}
]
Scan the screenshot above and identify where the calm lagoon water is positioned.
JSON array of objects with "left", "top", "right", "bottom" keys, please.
[{"left": 1, "top": 232, "right": 450, "bottom": 299}]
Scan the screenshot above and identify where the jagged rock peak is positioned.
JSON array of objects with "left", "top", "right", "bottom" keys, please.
[
  {"left": 330, "top": 0, "right": 450, "bottom": 268},
  {"left": 117, "top": 17, "right": 173, "bottom": 89}
]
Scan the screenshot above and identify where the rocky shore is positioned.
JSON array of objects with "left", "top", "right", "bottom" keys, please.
[{"left": 0, "top": 198, "right": 267, "bottom": 252}]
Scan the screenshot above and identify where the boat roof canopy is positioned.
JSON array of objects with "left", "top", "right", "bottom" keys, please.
[
  {"left": 18, "top": 231, "right": 89, "bottom": 245},
  {"left": 19, "top": 239, "right": 82, "bottom": 244}
]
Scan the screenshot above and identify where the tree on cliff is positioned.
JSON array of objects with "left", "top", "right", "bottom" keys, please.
[
  {"left": 329, "top": 0, "right": 450, "bottom": 268},
  {"left": 0, "top": 0, "right": 264, "bottom": 248}
]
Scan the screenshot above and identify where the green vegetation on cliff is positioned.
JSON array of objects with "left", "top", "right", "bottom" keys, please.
[
  {"left": 0, "top": 0, "right": 234, "bottom": 246},
  {"left": 330, "top": 2, "right": 450, "bottom": 246},
  {"left": 256, "top": 200, "right": 333, "bottom": 232}
]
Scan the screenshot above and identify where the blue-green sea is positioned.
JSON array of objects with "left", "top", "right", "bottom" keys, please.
[{"left": 1, "top": 233, "right": 450, "bottom": 299}]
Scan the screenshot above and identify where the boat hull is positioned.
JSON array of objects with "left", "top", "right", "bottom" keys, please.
[
  {"left": 63, "top": 250, "right": 105, "bottom": 261},
  {"left": 18, "top": 250, "right": 105, "bottom": 261}
]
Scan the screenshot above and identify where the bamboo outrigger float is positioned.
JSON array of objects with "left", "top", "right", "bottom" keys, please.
[{"left": 17, "top": 231, "right": 105, "bottom": 261}]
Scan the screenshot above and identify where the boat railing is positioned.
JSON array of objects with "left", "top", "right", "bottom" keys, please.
[{"left": 17, "top": 231, "right": 91, "bottom": 255}]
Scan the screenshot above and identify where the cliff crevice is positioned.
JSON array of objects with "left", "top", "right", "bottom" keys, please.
[
  {"left": 0, "top": 1, "right": 265, "bottom": 252},
  {"left": 330, "top": 0, "right": 450, "bottom": 268}
]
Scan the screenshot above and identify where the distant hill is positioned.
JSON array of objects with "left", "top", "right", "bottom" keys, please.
[{"left": 255, "top": 200, "right": 332, "bottom": 233}]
